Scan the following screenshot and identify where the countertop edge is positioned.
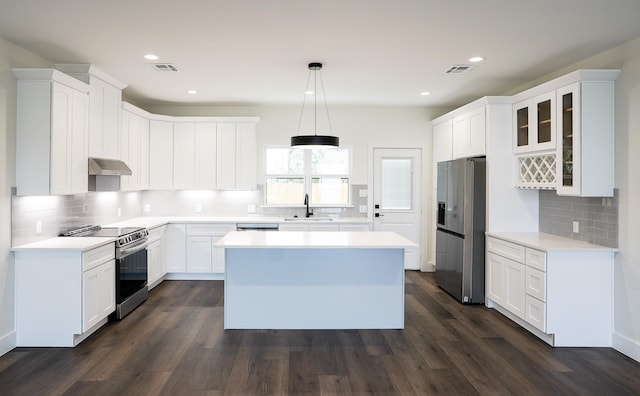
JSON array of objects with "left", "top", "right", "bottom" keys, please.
[
  {"left": 12, "top": 237, "right": 117, "bottom": 252},
  {"left": 486, "top": 232, "right": 618, "bottom": 253}
]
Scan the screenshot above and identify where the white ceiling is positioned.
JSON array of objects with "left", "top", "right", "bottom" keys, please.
[{"left": 2, "top": 0, "right": 640, "bottom": 108}]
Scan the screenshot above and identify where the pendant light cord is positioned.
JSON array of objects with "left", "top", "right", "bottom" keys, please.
[
  {"left": 296, "top": 70, "right": 312, "bottom": 136},
  {"left": 318, "top": 69, "right": 333, "bottom": 136},
  {"left": 295, "top": 66, "right": 333, "bottom": 138}
]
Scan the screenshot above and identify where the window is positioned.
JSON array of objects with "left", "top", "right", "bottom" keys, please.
[{"left": 265, "top": 147, "right": 350, "bottom": 205}]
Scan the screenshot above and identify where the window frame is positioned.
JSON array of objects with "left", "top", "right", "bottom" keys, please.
[{"left": 264, "top": 145, "right": 352, "bottom": 207}]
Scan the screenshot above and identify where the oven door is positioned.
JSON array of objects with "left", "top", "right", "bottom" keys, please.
[{"left": 115, "top": 239, "right": 148, "bottom": 317}]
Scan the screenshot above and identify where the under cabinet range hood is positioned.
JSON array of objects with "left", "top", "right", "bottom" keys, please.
[
  {"left": 88, "top": 157, "right": 131, "bottom": 176},
  {"left": 88, "top": 157, "right": 131, "bottom": 191}
]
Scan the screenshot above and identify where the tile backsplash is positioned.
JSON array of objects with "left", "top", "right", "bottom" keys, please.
[
  {"left": 11, "top": 184, "right": 368, "bottom": 246},
  {"left": 11, "top": 192, "right": 143, "bottom": 246},
  {"left": 539, "top": 189, "right": 618, "bottom": 247}
]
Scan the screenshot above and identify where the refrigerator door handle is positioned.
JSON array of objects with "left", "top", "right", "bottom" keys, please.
[{"left": 437, "top": 201, "right": 446, "bottom": 226}]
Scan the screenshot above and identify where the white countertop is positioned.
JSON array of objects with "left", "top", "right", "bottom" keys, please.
[
  {"left": 107, "top": 216, "right": 371, "bottom": 229},
  {"left": 487, "top": 232, "right": 618, "bottom": 252},
  {"left": 12, "top": 216, "right": 373, "bottom": 251},
  {"left": 12, "top": 237, "right": 116, "bottom": 252},
  {"left": 215, "top": 231, "right": 417, "bottom": 249}
]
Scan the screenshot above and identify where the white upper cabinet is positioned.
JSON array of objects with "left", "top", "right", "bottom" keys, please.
[
  {"left": 173, "top": 122, "right": 218, "bottom": 190},
  {"left": 432, "top": 119, "right": 453, "bottom": 165},
  {"left": 173, "top": 123, "right": 197, "bottom": 189},
  {"left": 452, "top": 107, "right": 486, "bottom": 159},
  {"left": 512, "top": 69, "right": 619, "bottom": 194},
  {"left": 55, "top": 64, "right": 127, "bottom": 160},
  {"left": 556, "top": 80, "right": 616, "bottom": 196},
  {"left": 452, "top": 115, "right": 469, "bottom": 159},
  {"left": 513, "top": 91, "right": 556, "bottom": 155},
  {"left": 195, "top": 124, "right": 217, "bottom": 189},
  {"left": 216, "top": 122, "right": 257, "bottom": 190},
  {"left": 13, "top": 69, "right": 90, "bottom": 196},
  {"left": 149, "top": 119, "right": 174, "bottom": 190},
  {"left": 120, "top": 103, "right": 150, "bottom": 191}
]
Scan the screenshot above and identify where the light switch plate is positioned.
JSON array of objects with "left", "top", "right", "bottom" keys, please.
[
  {"left": 573, "top": 221, "right": 579, "bottom": 233},
  {"left": 359, "top": 189, "right": 368, "bottom": 198},
  {"left": 144, "top": 204, "right": 151, "bottom": 213},
  {"left": 359, "top": 205, "right": 368, "bottom": 213},
  {"left": 247, "top": 204, "right": 256, "bottom": 213}
]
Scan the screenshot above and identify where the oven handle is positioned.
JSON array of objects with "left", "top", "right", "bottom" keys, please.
[{"left": 118, "top": 239, "right": 149, "bottom": 258}]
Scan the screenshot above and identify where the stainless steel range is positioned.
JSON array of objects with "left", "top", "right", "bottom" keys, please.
[{"left": 62, "top": 225, "right": 149, "bottom": 319}]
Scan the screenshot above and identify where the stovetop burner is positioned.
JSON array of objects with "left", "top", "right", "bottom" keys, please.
[{"left": 61, "top": 225, "right": 148, "bottom": 247}]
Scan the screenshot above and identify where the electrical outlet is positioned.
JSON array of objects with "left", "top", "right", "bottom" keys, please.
[
  {"left": 573, "top": 221, "right": 580, "bottom": 233},
  {"left": 144, "top": 204, "right": 151, "bottom": 213},
  {"left": 195, "top": 203, "right": 202, "bottom": 213},
  {"left": 359, "top": 189, "right": 368, "bottom": 198},
  {"left": 359, "top": 205, "right": 368, "bottom": 213},
  {"left": 247, "top": 204, "right": 256, "bottom": 213},
  {"left": 117, "top": 207, "right": 121, "bottom": 217},
  {"left": 36, "top": 220, "right": 42, "bottom": 235}
]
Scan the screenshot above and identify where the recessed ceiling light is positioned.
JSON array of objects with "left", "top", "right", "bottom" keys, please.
[
  {"left": 420, "top": 91, "right": 431, "bottom": 96},
  {"left": 144, "top": 54, "right": 159, "bottom": 60},
  {"left": 187, "top": 90, "right": 198, "bottom": 95},
  {"left": 469, "top": 56, "right": 485, "bottom": 63}
]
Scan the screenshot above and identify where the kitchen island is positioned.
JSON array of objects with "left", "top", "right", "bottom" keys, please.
[{"left": 215, "top": 231, "right": 417, "bottom": 330}]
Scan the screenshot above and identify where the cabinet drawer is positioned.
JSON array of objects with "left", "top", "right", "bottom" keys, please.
[
  {"left": 487, "top": 237, "right": 525, "bottom": 263},
  {"left": 309, "top": 224, "right": 340, "bottom": 231},
  {"left": 525, "top": 294, "right": 547, "bottom": 332},
  {"left": 339, "top": 224, "right": 371, "bottom": 231},
  {"left": 526, "top": 248, "right": 547, "bottom": 271},
  {"left": 83, "top": 243, "right": 115, "bottom": 272},
  {"left": 186, "top": 223, "right": 235, "bottom": 236},
  {"left": 525, "top": 266, "right": 546, "bottom": 302}
]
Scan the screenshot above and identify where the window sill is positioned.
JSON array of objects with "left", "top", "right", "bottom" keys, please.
[{"left": 261, "top": 204, "right": 355, "bottom": 209}]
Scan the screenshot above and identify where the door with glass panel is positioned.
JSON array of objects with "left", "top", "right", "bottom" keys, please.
[{"left": 373, "top": 148, "right": 421, "bottom": 270}]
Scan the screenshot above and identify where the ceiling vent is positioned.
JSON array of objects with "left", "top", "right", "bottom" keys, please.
[
  {"left": 151, "top": 63, "right": 178, "bottom": 72},
  {"left": 445, "top": 64, "right": 475, "bottom": 74}
]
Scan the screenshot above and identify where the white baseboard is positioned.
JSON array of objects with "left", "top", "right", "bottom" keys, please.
[
  {"left": 0, "top": 331, "right": 16, "bottom": 357},
  {"left": 422, "top": 260, "right": 435, "bottom": 272},
  {"left": 612, "top": 331, "right": 640, "bottom": 363},
  {"left": 165, "top": 273, "right": 223, "bottom": 281}
]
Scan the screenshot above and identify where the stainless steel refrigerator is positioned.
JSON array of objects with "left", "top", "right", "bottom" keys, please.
[{"left": 435, "top": 158, "right": 486, "bottom": 303}]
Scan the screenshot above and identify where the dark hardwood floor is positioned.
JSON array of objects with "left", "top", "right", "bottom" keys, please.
[{"left": 1, "top": 272, "right": 640, "bottom": 395}]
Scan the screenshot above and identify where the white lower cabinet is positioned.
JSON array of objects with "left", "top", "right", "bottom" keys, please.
[
  {"left": 486, "top": 252, "right": 525, "bottom": 319},
  {"left": 147, "top": 225, "right": 167, "bottom": 288},
  {"left": 166, "top": 224, "right": 187, "bottom": 272},
  {"left": 82, "top": 258, "right": 115, "bottom": 332},
  {"left": 486, "top": 234, "right": 614, "bottom": 347},
  {"left": 187, "top": 236, "right": 214, "bottom": 272},
  {"left": 15, "top": 243, "right": 116, "bottom": 347},
  {"left": 279, "top": 222, "right": 371, "bottom": 232},
  {"left": 166, "top": 221, "right": 371, "bottom": 276},
  {"left": 185, "top": 224, "right": 235, "bottom": 273}
]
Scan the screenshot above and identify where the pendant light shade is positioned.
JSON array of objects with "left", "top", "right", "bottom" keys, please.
[
  {"left": 291, "top": 62, "right": 340, "bottom": 149},
  {"left": 291, "top": 134, "right": 339, "bottom": 148}
]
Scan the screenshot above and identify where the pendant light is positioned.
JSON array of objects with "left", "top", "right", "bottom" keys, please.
[{"left": 291, "top": 62, "right": 339, "bottom": 148}]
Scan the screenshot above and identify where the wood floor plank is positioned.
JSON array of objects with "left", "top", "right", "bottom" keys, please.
[{"left": 1, "top": 274, "right": 640, "bottom": 396}]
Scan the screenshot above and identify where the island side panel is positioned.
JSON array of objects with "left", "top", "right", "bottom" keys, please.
[{"left": 224, "top": 248, "right": 405, "bottom": 329}]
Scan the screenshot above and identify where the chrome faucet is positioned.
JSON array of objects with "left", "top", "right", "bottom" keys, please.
[{"left": 304, "top": 193, "right": 313, "bottom": 218}]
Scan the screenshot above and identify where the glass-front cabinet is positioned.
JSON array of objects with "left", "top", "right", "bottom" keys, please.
[
  {"left": 555, "top": 79, "right": 616, "bottom": 197},
  {"left": 556, "top": 83, "right": 579, "bottom": 195},
  {"left": 513, "top": 92, "right": 556, "bottom": 155}
]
